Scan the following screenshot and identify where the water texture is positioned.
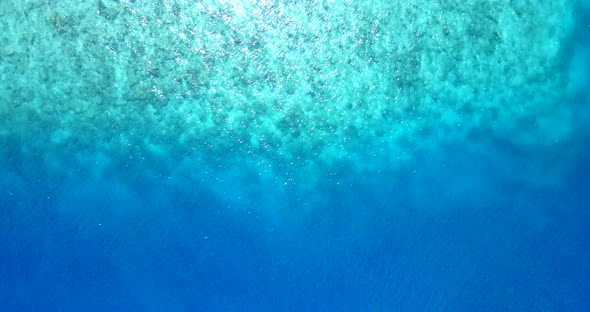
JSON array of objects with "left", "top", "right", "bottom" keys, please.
[{"left": 1, "top": 0, "right": 589, "bottom": 310}]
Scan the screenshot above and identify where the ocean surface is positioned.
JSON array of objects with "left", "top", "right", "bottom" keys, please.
[{"left": 1, "top": 0, "right": 589, "bottom": 311}]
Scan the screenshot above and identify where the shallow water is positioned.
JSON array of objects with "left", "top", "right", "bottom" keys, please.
[{"left": 1, "top": 1, "right": 589, "bottom": 310}]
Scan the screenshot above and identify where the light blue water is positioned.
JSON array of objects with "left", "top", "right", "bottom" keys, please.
[{"left": 1, "top": 1, "right": 589, "bottom": 311}]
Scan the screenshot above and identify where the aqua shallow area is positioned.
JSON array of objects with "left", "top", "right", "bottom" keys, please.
[{"left": 1, "top": 0, "right": 590, "bottom": 310}]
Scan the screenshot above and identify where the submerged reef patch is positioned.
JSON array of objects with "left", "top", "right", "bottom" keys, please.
[{"left": 0, "top": 0, "right": 585, "bottom": 187}]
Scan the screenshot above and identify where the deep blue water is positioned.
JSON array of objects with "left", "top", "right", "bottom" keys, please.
[{"left": 2, "top": 137, "right": 590, "bottom": 311}]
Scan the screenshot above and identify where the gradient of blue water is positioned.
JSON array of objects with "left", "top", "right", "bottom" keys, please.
[
  {"left": 2, "top": 4, "right": 590, "bottom": 311},
  {"left": 2, "top": 131, "right": 590, "bottom": 311}
]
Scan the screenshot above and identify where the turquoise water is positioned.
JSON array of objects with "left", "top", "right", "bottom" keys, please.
[{"left": 1, "top": 0, "right": 589, "bottom": 310}]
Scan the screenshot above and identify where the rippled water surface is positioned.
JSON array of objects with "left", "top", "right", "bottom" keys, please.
[{"left": 1, "top": 1, "right": 589, "bottom": 310}]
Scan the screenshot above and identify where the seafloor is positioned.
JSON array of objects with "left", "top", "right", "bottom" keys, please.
[{"left": 1, "top": 0, "right": 589, "bottom": 311}]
